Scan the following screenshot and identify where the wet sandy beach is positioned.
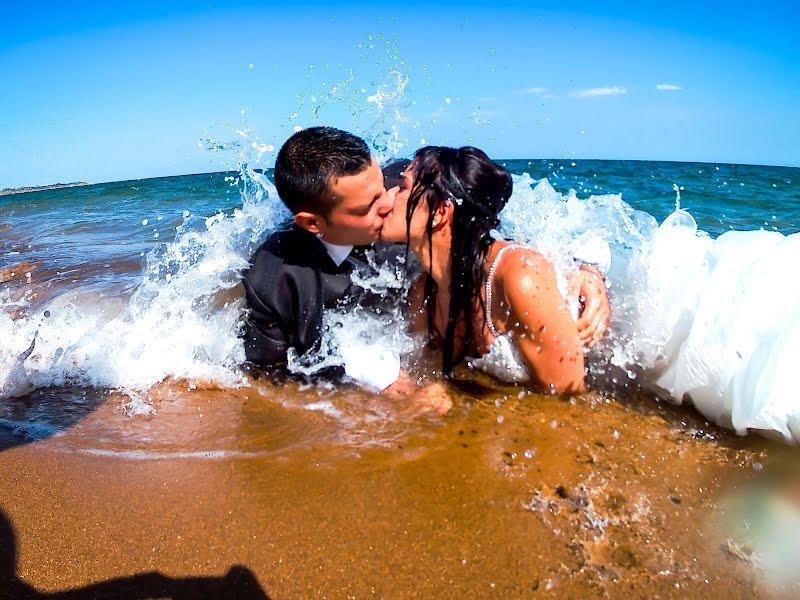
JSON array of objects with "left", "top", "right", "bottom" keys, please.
[{"left": 1, "top": 376, "right": 795, "bottom": 599}]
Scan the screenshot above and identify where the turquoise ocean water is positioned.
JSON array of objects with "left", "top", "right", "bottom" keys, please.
[{"left": 3, "top": 160, "right": 798, "bottom": 285}]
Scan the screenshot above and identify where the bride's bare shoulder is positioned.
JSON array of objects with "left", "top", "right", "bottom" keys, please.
[
  {"left": 495, "top": 245, "right": 552, "bottom": 281},
  {"left": 496, "top": 246, "right": 560, "bottom": 306}
]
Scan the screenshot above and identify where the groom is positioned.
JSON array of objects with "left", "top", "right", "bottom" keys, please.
[
  {"left": 242, "top": 126, "right": 609, "bottom": 385},
  {"left": 241, "top": 126, "right": 396, "bottom": 379}
]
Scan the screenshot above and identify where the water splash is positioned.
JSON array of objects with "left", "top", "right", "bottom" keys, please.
[
  {"left": 363, "top": 69, "right": 411, "bottom": 163},
  {"left": 287, "top": 247, "right": 423, "bottom": 383},
  {"left": 286, "top": 34, "right": 415, "bottom": 163}
]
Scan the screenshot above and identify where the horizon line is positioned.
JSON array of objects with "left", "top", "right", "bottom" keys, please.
[{"left": 3, "top": 156, "right": 799, "bottom": 191}]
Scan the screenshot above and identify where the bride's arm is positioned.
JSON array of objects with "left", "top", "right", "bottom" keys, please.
[
  {"left": 380, "top": 274, "right": 453, "bottom": 415},
  {"left": 499, "top": 252, "right": 585, "bottom": 393}
]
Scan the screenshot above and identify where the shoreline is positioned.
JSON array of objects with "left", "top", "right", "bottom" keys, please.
[{"left": 0, "top": 182, "right": 88, "bottom": 197}]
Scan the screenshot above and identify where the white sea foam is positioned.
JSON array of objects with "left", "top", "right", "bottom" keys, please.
[
  {"left": 286, "top": 250, "right": 421, "bottom": 384},
  {"left": 0, "top": 163, "right": 287, "bottom": 401}
]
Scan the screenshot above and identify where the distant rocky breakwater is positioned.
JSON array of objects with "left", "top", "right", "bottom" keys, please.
[{"left": 0, "top": 181, "right": 88, "bottom": 196}]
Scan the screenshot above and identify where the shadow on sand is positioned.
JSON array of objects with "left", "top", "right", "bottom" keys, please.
[
  {"left": 0, "top": 507, "right": 270, "bottom": 600},
  {"left": 0, "top": 385, "right": 272, "bottom": 599}
]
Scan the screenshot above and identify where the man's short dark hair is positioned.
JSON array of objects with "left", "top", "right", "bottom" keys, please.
[{"left": 273, "top": 126, "right": 372, "bottom": 215}]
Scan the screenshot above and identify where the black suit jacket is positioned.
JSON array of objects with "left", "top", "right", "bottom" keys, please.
[{"left": 241, "top": 225, "right": 365, "bottom": 370}]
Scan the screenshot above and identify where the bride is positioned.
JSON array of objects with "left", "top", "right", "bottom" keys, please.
[
  {"left": 377, "top": 146, "right": 800, "bottom": 445},
  {"left": 379, "top": 146, "right": 607, "bottom": 393}
]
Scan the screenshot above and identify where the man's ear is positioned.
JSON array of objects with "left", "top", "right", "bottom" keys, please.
[{"left": 294, "top": 211, "right": 325, "bottom": 235}]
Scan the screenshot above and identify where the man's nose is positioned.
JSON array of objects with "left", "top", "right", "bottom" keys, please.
[{"left": 377, "top": 189, "right": 395, "bottom": 216}]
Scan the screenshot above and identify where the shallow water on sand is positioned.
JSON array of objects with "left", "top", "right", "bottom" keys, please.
[{"left": 2, "top": 375, "right": 798, "bottom": 597}]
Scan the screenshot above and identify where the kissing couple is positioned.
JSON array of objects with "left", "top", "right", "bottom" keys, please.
[{"left": 241, "top": 126, "right": 610, "bottom": 410}]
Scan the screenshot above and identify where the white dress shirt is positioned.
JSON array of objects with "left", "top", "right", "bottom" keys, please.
[{"left": 319, "top": 239, "right": 354, "bottom": 266}]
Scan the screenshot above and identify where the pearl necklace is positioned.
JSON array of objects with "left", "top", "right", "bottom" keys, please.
[{"left": 484, "top": 243, "right": 527, "bottom": 339}]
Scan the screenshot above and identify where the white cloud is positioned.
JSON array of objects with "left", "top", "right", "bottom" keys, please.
[
  {"left": 574, "top": 86, "right": 627, "bottom": 97},
  {"left": 656, "top": 83, "right": 683, "bottom": 91},
  {"left": 477, "top": 96, "right": 498, "bottom": 103},
  {"left": 522, "top": 87, "right": 549, "bottom": 95}
]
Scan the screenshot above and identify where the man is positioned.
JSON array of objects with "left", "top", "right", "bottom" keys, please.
[
  {"left": 242, "top": 126, "right": 392, "bottom": 373},
  {"left": 242, "top": 126, "right": 610, "bottom": 386}
]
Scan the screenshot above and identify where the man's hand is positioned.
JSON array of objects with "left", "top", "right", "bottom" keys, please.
[{"left": 569, "top": 264, "right": 610, "bottom": 347}]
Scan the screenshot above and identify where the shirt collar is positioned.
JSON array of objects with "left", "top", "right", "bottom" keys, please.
[{"left": 318, "top": 238, "right": 354, "bottom": 266}]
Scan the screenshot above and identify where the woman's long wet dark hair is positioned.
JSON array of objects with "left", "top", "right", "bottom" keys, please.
[{"left": 405, "top": 146, "right": 513, "bottom": 375}]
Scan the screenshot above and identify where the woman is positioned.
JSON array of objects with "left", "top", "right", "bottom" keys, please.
[{"left": 380, "top": 146, "right": 606, "bottom": 393}]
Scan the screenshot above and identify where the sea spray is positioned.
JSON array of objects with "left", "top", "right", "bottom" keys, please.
[{"left": 286, "top": 246, "right": 425, "bottom": 383}]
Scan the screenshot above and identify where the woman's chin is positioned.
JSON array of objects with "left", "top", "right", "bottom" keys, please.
[{"left": 379, "top": 228, "right": 404, "bottom": 243}]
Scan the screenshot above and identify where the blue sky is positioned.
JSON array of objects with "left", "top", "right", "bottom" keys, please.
[{"left": 1, "top": 0, "right": 798, "bottom": 187}]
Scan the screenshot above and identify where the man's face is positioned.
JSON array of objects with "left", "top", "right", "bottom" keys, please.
[{"left": 316, "top": 157, "right": 394, "bottom": 246}]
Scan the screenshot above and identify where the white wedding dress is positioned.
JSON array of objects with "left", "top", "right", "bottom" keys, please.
[{"left": 618, "top": 209, "right": 800, "bottom": 443}]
